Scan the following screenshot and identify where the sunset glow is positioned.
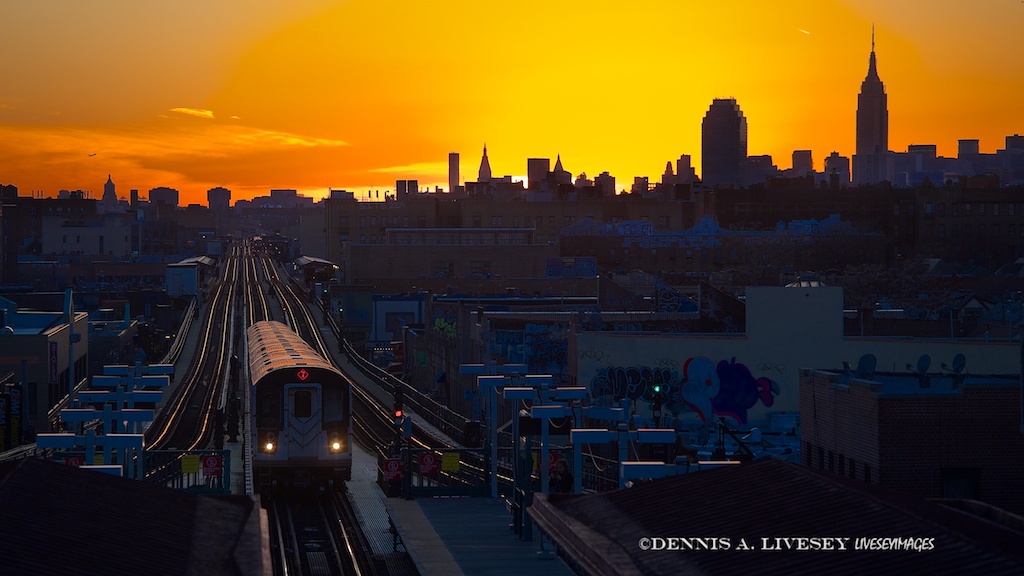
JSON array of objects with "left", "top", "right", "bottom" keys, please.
[{"left": 1, "top": 0, "right": 1021, "bottom": 204}]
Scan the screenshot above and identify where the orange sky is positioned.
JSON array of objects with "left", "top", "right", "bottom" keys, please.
[{"left": 1, "top": 1, "right": 1022, "bottom": 205}]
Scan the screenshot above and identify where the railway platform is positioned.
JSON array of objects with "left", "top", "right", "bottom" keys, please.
[{"left": 347, "top": 446, "right": 573, "bottom": 576}]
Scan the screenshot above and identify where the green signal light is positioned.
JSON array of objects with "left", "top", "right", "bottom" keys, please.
[{"left": 653, "top": 384, "right": 661, "bottom": 393}]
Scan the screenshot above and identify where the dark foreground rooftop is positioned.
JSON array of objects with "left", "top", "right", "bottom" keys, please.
[
  {"left": 0, "top": 457, "right": 266, "bottom": 576},
  {"left": 529, "top": 457, "right": 1024, "bottom": 576}
]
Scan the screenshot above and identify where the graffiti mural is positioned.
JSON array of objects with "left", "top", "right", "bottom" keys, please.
[
  {"left": 431, "top": 302, "right": 458, "bottom": 339},
  {"left": 524, "top": 323, "right": 569, "bottom": 374},
  {"left": 588, "top": 355, "right": 779, "bottom": 425}
]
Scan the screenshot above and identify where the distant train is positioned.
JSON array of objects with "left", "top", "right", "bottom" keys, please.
[{"left": 248, "top": 320, "right": 352, "bottom": 489}]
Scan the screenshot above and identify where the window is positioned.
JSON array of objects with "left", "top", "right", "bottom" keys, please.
[
  {"left": 293, "top": 390, "right": 312, "bottom": 419},
  {"left": 937, "top": 224, "right": 945, "bottom": 239},
  {"left": 472, "top": 213, "right": 481, "bottom": 227},
  {"left": 1010, "top": 224, "right": 1015, "bottom": 237},
  {"left": 490, "top": 215, "right": 503, "bottom": 226},
  {"left": 993, "top": 204, "right": 999, "bottom": 217},
  {"left": 978, "top": 204, "right": 985, "bottom": 216},
  {"left": 370, "top": 235, "right": 376, "bottom": 242},
  {"left": 359, "top": 216, "right": 366, "bottom": 229},
  {"left": 402, "top": 216, "right": 409, "bottom": 227},
  {"left": 924, "top": 203, "right": 933, "bottom": 215},
  {"left": 1009, "top": 204, "right": 1016, "bottom": 217},
  {"left": 952, "top": 204, "right": 960, "bottom": 217},
  {"left": 938, "top": 203, "right": 946, "bottom": 216},
  {"left": 512, "top": 216, "right": 519, "bottom": 227},
  {"left": 470, "top": 261, "right": 491, "bottom": 277},
  {"left": 370, "top": 216, "right": 376, "bottom": 227},
  {"left": 965, "top": 203, "right": 972, "bottom": 217},
  {"left": 993, "top": 225, "right": 999, "bottom": 237}
]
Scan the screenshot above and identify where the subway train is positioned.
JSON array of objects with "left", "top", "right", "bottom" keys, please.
[{"left": 248, "top": 320, "right": 352, "bottom": 490}]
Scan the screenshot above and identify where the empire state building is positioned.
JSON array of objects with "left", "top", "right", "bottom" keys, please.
[{"left": 853, "top": 29, "right": 892, "bottom": 185}]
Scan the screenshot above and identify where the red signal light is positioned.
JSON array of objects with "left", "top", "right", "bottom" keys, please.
[{"left": 394, "top": 409, "right": 403, "bottom": 419}]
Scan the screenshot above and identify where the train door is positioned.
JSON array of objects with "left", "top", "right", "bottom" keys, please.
[{"left": 284, "top": 384, "right": 321, "bottom": 459}]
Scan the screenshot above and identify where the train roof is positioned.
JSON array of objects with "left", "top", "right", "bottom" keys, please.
[{"left": 247, "top": 320, "right": 340, "bottom": 384}]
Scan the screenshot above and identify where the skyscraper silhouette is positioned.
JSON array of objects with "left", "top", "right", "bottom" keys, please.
[
  {"left": 478, "top": 144, "right": 491, "bottom": 183},
  {"left": 853, "top": 27, "right": 890, "bottom": 185},
  {"left": 701, "top": 98, "right": 747, "bottom": 188},
  {"left": 448, "top": 152, "right": 460, "bottom": 194},
  {"left": 101, "top": 174, "right": 116, "bottom": 204}
]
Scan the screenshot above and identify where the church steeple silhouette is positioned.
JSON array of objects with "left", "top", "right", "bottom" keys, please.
[
  {"left": 102, "top": 174, "right": 117, "bottom": 203},
  {"left": 478, "top": 144, "right": 491, "bottom": 183}
]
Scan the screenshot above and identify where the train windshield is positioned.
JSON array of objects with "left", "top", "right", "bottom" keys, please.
[
  {"left": 323, "top": 385, "right": 347, "bottom": 425},
  {"left": 293, "top": 390, "right": 312, "bottom": 419},
  {"left": 256, "top": 387, "right": 282, "bottom": 427}
]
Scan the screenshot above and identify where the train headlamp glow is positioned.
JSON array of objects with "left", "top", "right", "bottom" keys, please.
[
  {"left": 329, "top": 432, "right": 343, "bottom": 452},
  {"left": 262, "top": 431, "right": 277, "bottom": 454}
]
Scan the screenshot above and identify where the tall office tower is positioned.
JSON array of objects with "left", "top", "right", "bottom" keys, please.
[
  {"left": 675, "top": 154, "right": 697, "bottom": 185},
  {"left": 701, "top": 98, "right": 747, "bottom": 188},
  {"left": 825, "top": 152, "right": 851, "bottom": 188},
  {"left": 396, "top": 179, "right": 418, "bottom": 199},
  {"left": 102, "top": 175, "right": 117, "bottom": 203},
  {"left": 594, "top": 171, "right": 616, "bottom": 197},
  {"left": 448, "top": 152, "right": 460, "bottom": 193},
  {"left": 853, "top": 28, "right": 889, "bottom": 185},
  {"left": 527, "top": 158, "right": 551, "bottom": 191},
  {"left": 148, "top": 186, "right": 179, "bottom": 207},
  {"left": 478, "top": 144, "right": 491, "bottom": 183},
  {"left": 207, "top": 186, "right": 231, "bottom": 211},
  {"left": 958, "top": 139, "right": 980, "bottom": 157},
  {"left": 130, "top": 189, "right": 139, "bottom": 207},
  {"left": 792, "top": 150, "right": 813, "bottom": 175}
]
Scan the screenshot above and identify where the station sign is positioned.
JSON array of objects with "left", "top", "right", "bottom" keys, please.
[
  {"left": 419, "top": 452, "right": 438, "bottom": 474},
  {"left": 202, "top": 454, "right": 223, "bottom": 477},
  {"left": 383, "top": 458, "right": 403, "bottom": 481}
]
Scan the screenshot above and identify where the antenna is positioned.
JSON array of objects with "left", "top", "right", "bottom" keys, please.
[{"left": 871, "top": 23, "right": 875, "bottom": 52}]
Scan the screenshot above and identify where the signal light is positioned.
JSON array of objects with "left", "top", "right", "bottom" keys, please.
[
  {"left": 329, "top": 431, "right": 343, "bottom": 452},
  {"left": 393, "top": 386, "right": 404, "bottom": 421}
]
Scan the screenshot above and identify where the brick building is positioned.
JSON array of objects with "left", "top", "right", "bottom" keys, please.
[{"left": 800, "top": 367, "right": 1024, "bottom": 514}]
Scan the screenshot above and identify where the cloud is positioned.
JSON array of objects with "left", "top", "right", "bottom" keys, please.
[
  {"left": 0, "top": 103, "right": 12, "bottom": 110},
  {"left": 169, "top": 107, "right": 215, "bottom": 119},
  {"left": 369, "top": 161, "right": 448, "bottom": 176},
  {"left": 231, "top": 128, "right": 346, "bottom": 148}
]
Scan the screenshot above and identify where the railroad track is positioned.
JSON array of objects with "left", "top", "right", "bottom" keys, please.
[{"left": 266, "top": 491, "right": 372, "bottom": 576}]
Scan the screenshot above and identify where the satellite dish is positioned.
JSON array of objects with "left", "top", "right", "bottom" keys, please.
[
  {"left": 951, "top": 353, "right": 966, "bottom": 373},
  {"left": 916, "top": 354, "right": 931, "bottom": 374},
  {"left": 855, "top": 354, "right": 877, "bottom": 379}
]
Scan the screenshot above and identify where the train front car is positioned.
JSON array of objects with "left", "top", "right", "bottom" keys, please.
[{"left": 248, "top": 321, "right": 352, "bottom": 491}]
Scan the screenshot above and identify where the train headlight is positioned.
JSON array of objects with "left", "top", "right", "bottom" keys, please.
[
  {"left": 261, "top": 431, "right": 277, "bottom": 454},
  {"left": 328, "top": 431, "right": 343, "bottom": 453}
]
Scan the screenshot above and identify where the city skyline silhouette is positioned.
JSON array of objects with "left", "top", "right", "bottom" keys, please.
[{"left": 1, "top": 1, "right": 1022, "bottom": 204}]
